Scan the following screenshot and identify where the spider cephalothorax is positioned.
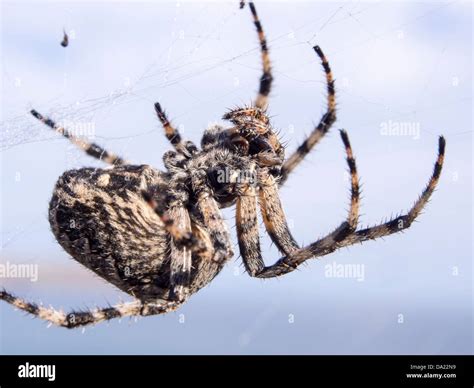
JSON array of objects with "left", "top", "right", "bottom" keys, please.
[
  {"left": 226, "top": 109, "right": 284, "bottom": 168},
  {"left": 1, "top": 2, "right": 445, "bottom": 329}
]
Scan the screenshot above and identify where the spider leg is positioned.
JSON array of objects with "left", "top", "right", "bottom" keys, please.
[
  {"left": 0, "top": 289, "right": 181, "bottom": 329},
  {"left": 243, "top": 137, "right": 445, "bottom": 278},
  {"left": 243, "top": 2, "right": 273, "bottom": 110},
  {"left": 191, "top": 221, "right": 215, "bottom": 261},
  {"left": 143, "top": 177, "right": 231, "bottom": 298},
  {"left": 154, "top": 103, "right": 198, "bottom": 157},
  {"left": 236, "top": 183, "right": 265, "bottom": 275},
  {"left": 237, "top": 130, "right": 359, "bottom": 276},
  {"left": 166, "top": 206, "right": 194, "bottom": 301},
  {"left": 143, "top": 189, "right": 202, "bottom": 301},
  {"left": 327, "top": 137, "right": 445, "bottom": 248},
  {"left": 156, "top": 183, "right": 231, "bottom": 290},
  {"left": 191, "top": 171, "right": 234, "bottom": 263},
  {"left": 163, "top": 150, "right": 187, "bottom": 173},
  {"left": 258, "top": 169, "right": 299, "bottom": 256},
  {"left": 30, "top": 109, "right": 127, "bottom": 166},
  {"left": 259, "top": 130, "right": 359, "bottom": 257},
  {"left": 280, "top": 45, "right": 336, "bottom": 185},
  {"left": 160, "top": 151, "right": 217, "bottom": 262}
]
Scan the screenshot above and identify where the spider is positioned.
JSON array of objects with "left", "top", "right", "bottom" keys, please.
[{"left": 1, "top": 2, "right": 445, "bottom": 329}]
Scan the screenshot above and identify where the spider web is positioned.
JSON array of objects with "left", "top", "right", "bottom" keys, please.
[{"left": 2, "top": 1, "right": 470, "bottom": 152}]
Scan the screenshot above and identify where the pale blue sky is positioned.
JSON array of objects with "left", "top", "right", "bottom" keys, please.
[{"left": 0, "top": 1, "right": 472, "bottom": 354}]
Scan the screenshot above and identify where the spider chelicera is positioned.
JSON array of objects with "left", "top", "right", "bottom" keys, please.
[{"left": 1, "top": 2, "right": 445, "bottom": 328}]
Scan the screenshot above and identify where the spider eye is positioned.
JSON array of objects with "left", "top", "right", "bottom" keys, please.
[{"left": 230, "top": 135, "right": 249, "bottom": 154}]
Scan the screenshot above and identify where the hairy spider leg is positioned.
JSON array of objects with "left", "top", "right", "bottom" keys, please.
[
  {"left": 0, "top": 289, "right": 181, "bottom": 329},
  {"left": 258, "top": 170, "right": 299, "bottom": 256},
  {"left": 239, "top": 135, "right": 444, "bottom": 278},
  {"left": 236, "top": 183, "right": 264, "bottom": 276},
  {"left": 237, "top": 129, "right": 359, "bottom": 276},
  {"left": 154, "top": 103, "right": 198, "bottom": 157},
  {"left": 30, "top": 109, "right": 127, "bottom": 166},
  {"left": 280, "top": 45, "right": 336, "bottom": 185},
  {"left": 264, "top": 130, "right": 359, "bottom": 256},
  {"left": 244, "top": 2, "right": 273, "bottom": 110},
  {"left": 142, "top": 189, "right": 197, "bottom": 301},
  {"left": 190, "top": 170, "right": 234, "bottom": 264},
  {"left": 262, "top": 130, "right": 359, "bottom": 257},
  {"left": 143, "top": 170, "right": 233, "bottom": 298},
  {"left": 166, "top": 206, "right": 193, "bottom": 302}
]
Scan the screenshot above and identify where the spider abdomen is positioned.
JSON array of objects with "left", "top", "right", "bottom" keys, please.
[{"left": 48, "top": 165, "right": 174, "bottom": 301}]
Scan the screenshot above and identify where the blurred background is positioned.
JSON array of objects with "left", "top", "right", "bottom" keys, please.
[{"left": 0, "top": 0, "right": 472, "bottom": 354}]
